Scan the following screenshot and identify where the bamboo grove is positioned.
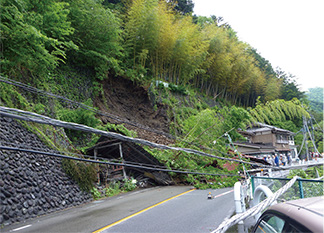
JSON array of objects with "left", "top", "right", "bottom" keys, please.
[{"left": 1, "top": 0, "right": 304, "bottom": 107}]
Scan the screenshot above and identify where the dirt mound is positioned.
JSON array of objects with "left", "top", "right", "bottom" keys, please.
[{"left": 94, "top": 77, "right": 174, "bottom": 145}]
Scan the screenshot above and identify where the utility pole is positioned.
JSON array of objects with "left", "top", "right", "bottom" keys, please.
[
  {"left": 119, "top": 143, "right": 127, "bottom": 180},
  {"left": 307, "top": 116, "right": 320, "bottom": 155},
  {"left": 303, "top": 116, "right": 309, "bottom": 162}
]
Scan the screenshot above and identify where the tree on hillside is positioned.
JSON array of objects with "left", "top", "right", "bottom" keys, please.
[
  {"left": 123, "top": 0, "right": 207, "bottom": 84},
  {"left": 194, "top": 23, "right": 269, "bottom": 106},
  {"left": 102, "top": 0, "right": 128, "bottom": 13},
  {"left": 276, "top": 68, "right": 305, "bottom": 101},
  {"left": 263, "top": 78, "right": 281, "bottom": 102},
  {"left": 248, "top": 98, "right": 310, "bottom": 124},
  {"left": 307, "top": 87, "right": 323, "bottom": 103},
  {"left": 1, "top": 0, "right": 76, "bottom": 78},
  {"left": 66, "top": 0, "right": 123, "bottom": 80},
  {"left": 123, "top": 0, "right": 160, "bottom": 80},
  {"left": 168, "top": 0, "right": 194, "bottom": 15},
  {"left": 306, "top": 87, "right": 323, "bottom": 113},
  {"left": 181, "top": 106, "right": 250, "bottom": 149},
  {"left": 194, "top": 15, "right": 230, "bottom": 29},
  {"left": 248, "top": 48, "right": 276, "bottom": 79}
]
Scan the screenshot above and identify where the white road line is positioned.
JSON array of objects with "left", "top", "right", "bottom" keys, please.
[
  {"left": 11, "top": 224, "right": 32, "bottom": 232},
  {"left": 214, "top": 189, "right": 234, "bottom": 199}
]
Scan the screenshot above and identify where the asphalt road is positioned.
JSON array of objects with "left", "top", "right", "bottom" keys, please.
[
  {"left": 1, "top": 186, "right": 235, "bottom": 233},
  {"left": 100, "top": 187, "right": 235, "bottom": 233}
]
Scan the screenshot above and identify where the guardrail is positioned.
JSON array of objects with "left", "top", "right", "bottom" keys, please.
[
  {"left": 214, "top": 176, "right": 300, "bottom": 233},
  {"left": 228, "top": 175, "right": 323, "bottom": 233},
  {"left": 251, "top": 176, "right": 323, "bottom": 199}
]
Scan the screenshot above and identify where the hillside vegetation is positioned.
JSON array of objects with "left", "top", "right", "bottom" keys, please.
[
  {"left": 1, "top": 0, "right": 322, "bottom": 190},
  {"left": 1, "top": 0, "right": 306, "bottom": 105},
  {"left": 306, "top": 87, "right": 323, "bottom": 113}
]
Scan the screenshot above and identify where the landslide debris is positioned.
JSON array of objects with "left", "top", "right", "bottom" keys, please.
[{"left": 94, "top": 77, "right": 174, "bottom": 145}]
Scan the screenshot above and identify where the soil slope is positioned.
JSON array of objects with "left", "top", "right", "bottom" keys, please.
[{"left": 94, "top": 77, "right": 174, "bottom": 145}]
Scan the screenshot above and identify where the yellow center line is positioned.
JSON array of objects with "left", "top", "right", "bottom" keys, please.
[{"left": 92, "top": 188, "right": 196, "bottom": 233}]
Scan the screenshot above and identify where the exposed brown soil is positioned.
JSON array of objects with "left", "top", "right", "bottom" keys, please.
[{"left": 94, "top": 76, "right": 174, "bottom": 145}]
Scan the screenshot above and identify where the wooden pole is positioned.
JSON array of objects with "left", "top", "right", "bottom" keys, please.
[
  {"left": 119, "top": 143, "right": 127, "bottom": 180},
  {"left": 94, "top": 148, "right": 100, "bottom": 185}
]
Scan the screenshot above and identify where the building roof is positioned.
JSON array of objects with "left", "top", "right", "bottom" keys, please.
[
  {"left": 233, "top": 142, "right": 275, "bottom": 149},
  {"left": 245, "top": 122, "right": 294, "bottom": 135},
  {"left": 233, "top": 142, "right": 276, "bottom": 155}
]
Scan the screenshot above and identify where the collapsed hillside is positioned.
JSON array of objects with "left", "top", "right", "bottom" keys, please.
[{"left": 94, "top": 77, "right": 174, "bottom": 145}]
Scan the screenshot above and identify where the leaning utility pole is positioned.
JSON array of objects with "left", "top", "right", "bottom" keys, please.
[
  {"left": 302, "top": 116, "right": 309, "bottom": 161},
  {"left": 302, "top": 115, "right": 320, "bottom": 161}
]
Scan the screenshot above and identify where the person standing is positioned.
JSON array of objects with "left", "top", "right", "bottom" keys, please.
[
  {"left": 282, "top": 155, "right": 287, "bottom": 166},
  {"left": 271, "top": 155, "right": 275, "bottom": 166},
  {"left": 287, "top": 153, "right": 292, "bottom": 165},
  {"left": 274, "top": 154, "right": 279, "bottom": 166}
]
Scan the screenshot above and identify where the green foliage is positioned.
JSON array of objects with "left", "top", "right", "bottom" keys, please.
[
  {"left": 156, "top": 81, "right": 188, "bottom": 95},
  {"left": 1, "top": 0, "right": 312, "bottom": 193},
  {"left": 193, "top": 176, "right": 237, "bottom": 189},
  {"left": 306, "top": 87, "right": 323, "bottom": 104},
  {"left": 287, "top": 166, "right": 323, "bottom": 179},
  {"left": 33, "top": 103, "right": 46, "bottom": 115},
  {"left": 287, "top": 169, "right": 308, "bottom": 179},
  {"left": 271, "top": 166, "right": 324, "bottom": 200},
  {"left": 313, "top": 120, "right": 323, "bottom": 153},
  {"left": 146, "top": 145, "right": 242, "bottom": 189},
  {"left": 169, "top": 0, "right": 194, "bottom": 15},
  {"left": 122, "top": 178, "right": 137, "bottom": 191},
  {"left": 306, "top": 87, "right": 323, "bottom": 113},
  {"left": 91, "top": 179, "right": 136, "bottom": 199},
  {"left": 57, "top": 99, "right": 101, "bottom": 144},
  {"left": 181, "top": 106, "right": 250, "bottom": 148},
  {"left": 249, "top": 98, "right": 310, "bottom": 125},
  {"left": 220, "top": 106, "right": 251, "bottom": 140},
  {"left": 1, "top": 0, "right": 76, "bottom": 77},
  {"left": 248, "top": 48, "right": 276, "bottom": 79},
  {"left": 91, "top": 178, "right": 137, "bottom": 200},
  {"left": 91, "top": 187, "right": 102, "bottom": 200},
  {"left": 62, "top": 159, "right": 97, "bottom": 192},
  {"left": 66, "top": 0, "right": 123, "bottom": 80},
  {"left": 99, "top": 122, "right": 137, "bottom": 138},
  {"left": 103, "top": 181, "right": 122, "bottom": 197},
  {"left": 302, "top": 182, "right": 324, "bottom": 198},
  {"left": 278, "top": 71, "right": 305, "bottom": 101},
  {"left": 123, "top": 0, "right": 159, "bottom": 68},
  {"left": 0, "top": 82, "right": 29, "bottom": 109},
  {"left": 168, "top": 83, "right": 188, "bottom": 95},
  {"left": 1, "top": 0, "right": 305, "bottom": 108}
]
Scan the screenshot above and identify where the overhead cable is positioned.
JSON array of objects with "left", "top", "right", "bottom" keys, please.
[
  {"left": 0, "top": 141, "right": 169, "bottom": 170},
  {"left": 0, "top": 76, "right": 173, "bottom": 139},
  {"left": 213, "top": 176, "right": 299, "bottom": 233},
  {"left": 0, "top": 106, "right": 270, "bottom": 168},
  {"left": 0, "top": 145, "right": 239, "bottom": 177},
  {"left": 0, "top": 76, "right": 252, "bottom": 159}
]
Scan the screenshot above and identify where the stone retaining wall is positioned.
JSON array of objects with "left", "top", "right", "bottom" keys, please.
[{"left": 0, "top": 117, "right": 92, "bottom": 226}]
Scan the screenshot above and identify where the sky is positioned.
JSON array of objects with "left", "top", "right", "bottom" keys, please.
[{"left": 192, "top": 0, "right": 323, "bottom": 92}]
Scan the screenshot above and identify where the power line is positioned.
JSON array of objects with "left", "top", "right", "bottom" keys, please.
[
  {"left": 0, "top": 141, "right": 169, "bottom": 170},
  {"left": 0, "top": 106, "right": 270, "bottom": 168},
  {"left": 0, "top": 146, "right": 240, "bottom": 177},
  {"left": 0, "top": 76, "right": 252, "bottom": 160},
  {"left": 0, "top": 77, "right": 280, "bottom": 168},
  {"left": 0, "top": 76, "right": 174, "bottom": 139}
]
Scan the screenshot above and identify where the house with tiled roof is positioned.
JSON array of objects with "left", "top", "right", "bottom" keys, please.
[{"left": 234, "top": 123, "right": 298, "bottom": 159}]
